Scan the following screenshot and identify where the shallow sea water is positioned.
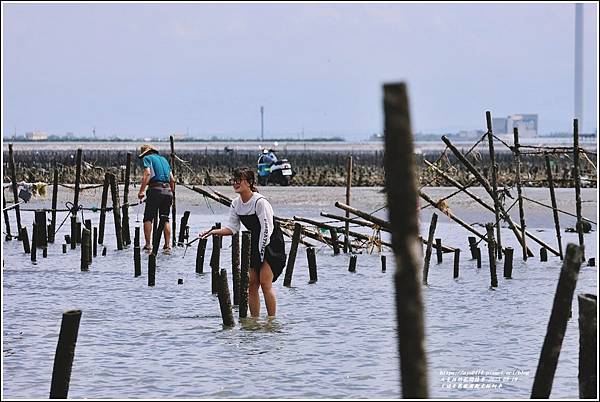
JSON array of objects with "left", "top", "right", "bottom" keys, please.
[{"left": 2, "top": 186, "right": 597, "bottom": 398}]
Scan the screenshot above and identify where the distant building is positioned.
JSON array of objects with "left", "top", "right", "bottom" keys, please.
[
  {"left": 25, "top": 131, "right": 48, "bottom": 140},
  {"left": 492, "top": 114, "right": 538, "bottom": 137}
]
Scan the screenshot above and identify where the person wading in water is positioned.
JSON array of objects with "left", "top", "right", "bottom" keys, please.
[{"left": 199, "top": 168, "right": 286, "bottom": 317}]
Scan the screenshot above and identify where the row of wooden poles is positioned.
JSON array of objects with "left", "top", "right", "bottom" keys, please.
[{"left": 5, "top": 92, "right": 597, "bottom": 398}]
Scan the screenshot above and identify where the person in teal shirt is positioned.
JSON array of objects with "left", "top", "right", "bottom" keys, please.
[{"left": 137, "top": 144, "right": 175, "bottom": 254}]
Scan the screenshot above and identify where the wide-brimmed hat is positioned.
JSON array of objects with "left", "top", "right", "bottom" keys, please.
[{"left": 138, "top": 144, "right": 158, "bottom": 159}]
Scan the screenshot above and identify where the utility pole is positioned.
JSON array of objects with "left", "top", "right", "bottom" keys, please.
[{"left": 260, "top": 106, "right": 264, "bottom": 142}]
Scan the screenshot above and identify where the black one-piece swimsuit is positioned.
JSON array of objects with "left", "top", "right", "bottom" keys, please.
[{"left": 238, "top": 197, "right": 286, "bottom": 282}]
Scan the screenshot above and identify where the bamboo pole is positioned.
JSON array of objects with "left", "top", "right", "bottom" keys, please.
[
  {"left": 545, "top": 154, "right": 563, "bottom": 260},
  {"left": 572, "top": 119, "right": 585, "bottom": 260},
  {"left": 383, "top": 82, "right": 428, "bottom": 398},
  {"left": 344, "top": 155, "right": 353, "bottom": 253},
  {"left": 170, "top": 135, "right": 177, "bottom": 248},
  {"left": 531, "top": 244, "right": 584, "bottom": 398},
  {"left": 485, "top": 112, "right": 502, "bottom": 259},
  {"left": 513, "top": 127, "right": 528, "bottom": 260},
  {"left": 8, "top": 144, "right": 23, "bottom": 238}
]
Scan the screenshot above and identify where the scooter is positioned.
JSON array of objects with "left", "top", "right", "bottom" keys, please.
[{"left": 257, "top": 149, "right": 294, "bottom": 186}]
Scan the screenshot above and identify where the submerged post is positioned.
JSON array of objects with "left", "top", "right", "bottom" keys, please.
[
  {"left": 578, "top": 293, "right": 597, "bottom": 399},
  {"left": 531, "top": 244, "right": 584, "bottom": 398},
  {"left": 49, "top": 165, "right": 59, "bottom": 243},
  {"left": 178, "top": 211, "right": 191, "bottom": 246},
  {"left": 486, "top": 112, "right": 502, "bottom": 259},
  {"left": 344, "top": 155, "right": 353, "bottom": 253},
  {"left": 383, "top": 82, "right": 428, "bottom": 398},
  {"left": 170, "top": 135, "right": 177, "bottom": 248},
  {"left": 98, "top": 173, "right": 110, "bottom": 245},
  {"left": 486, "top": 223, "right": 498, "bottom": 288},
  {"left": 512, "top": 127, "right": 528, "bottom": 260},
  {"left": 49, "top": 310, "right": 82, "bottom": 399},
  {"left": 122, "top": 152, "right": 132, "bottom": 246},
  {"left": 545, "top": 154, "right": 563, "bottom": 260},
  {"left": 231, "top": 232, "right": 241, "bottom": 306},
  {"left": 72, "top": 149, "right": 82, "bottom": 222},
  {"left": 239, "top": 231, "right": 251, "bottom": 319},
  {"left": 218, "top": 269, "right": 235, "bottom": 327},
  {"left": 572, "top": 119, "right": 585, "bottom": 260},
  {"left": 283, "top": 222, "right": 302, "bottom": 287},
  {"left": 307, "top": 247, "right": 318, "bottom": 283},
  {"left": 422, "top": 213, "right": 438, "bottom": 286},
  {"left": 195, "top": 238, "right": 208, "bottom": 274},
  {"left": 108, "top": 173, "right": 124, "bottom": 251},
  {"left": 8, "top": 144, "right": 23, "bottom": 238}
]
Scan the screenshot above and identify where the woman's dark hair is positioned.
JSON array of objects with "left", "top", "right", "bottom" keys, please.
[{"left": 232, "top": 167, "right": 259, "bottom": 192}]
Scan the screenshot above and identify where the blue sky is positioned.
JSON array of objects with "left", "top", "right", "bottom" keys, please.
[{"left": 2, "top": 2, "right": 598, "bottom": 139}]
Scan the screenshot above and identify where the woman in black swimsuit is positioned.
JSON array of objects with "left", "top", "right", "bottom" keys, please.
[{"left": 200, "top": 168, "right": 286, "bottom": 317}]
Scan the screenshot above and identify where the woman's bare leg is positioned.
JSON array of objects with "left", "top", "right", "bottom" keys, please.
[
  {"left": 248, "top": 267, "right": 260, "bottom": 317},
  {"left": 260, "top": 261, "right": 276, "bottom": 317}
]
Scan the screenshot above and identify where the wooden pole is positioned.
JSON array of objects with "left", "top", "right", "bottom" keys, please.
[
  {"left": 232, "top": 232, "right": 241, "bottom": 306},
  {"left": 348, "top": 254, "right": 357, "bottom": 272},
  {"left": 329, "top": 227, "right": 340, "bottom": 255},
  {"left": 108, "top": 173, "right": 124, "bottom": 251},
  {"left": 148, "top": 254, "right": 156, "bottom": 287},
  {"left": 486, "top": 223, "right": 498, "bottom": 288},
  {"left": 31, "top": 224, "right": 37, "bottom": 263},
  {"left": 503, "top": 247, "right": 514, "bottom": 279},
  {"left": 122, "top": 152, "right": 132, "bottom": 246},
  {"left": 49, "top": 166, "right": 59, "bottom": 243},
  {"left": 218, "top": 269, "right": 235, "bottom": 327},
  {"left": 93, "top": 227, "right": 97, "bottom": 258},
  {"left": 80, "top": 227, "right": 90, "bottom": 272},
  {"left": 195, "top": 238, "right": 208, "bottom": 274},
  {"left": 170, "top": 135, "right": 177, "bottom": 248},
  {"left": 307, "top": 247, "right": 318, "bottom": 283},
  {"left": 383, "top": 82, "right": 428, "bottom": 398},
  {"left": 344, "top": 155, "right": 353, "bottom": 253},
  {"left": 531, "top": 244, "right": 584, "bottom": 398},
  {"left": 70, "top": 216, "right": 77, "bottom": 250},
  {"left": 578, "top": 293, "right": 597, "bottom": 399},
  {"left": 21, "top": 227, "right": 30, "bottom": 254},
  {"left": 381, "top": 255, "right": 387, "bottom": 272},
  {"left": 239, "top": 231, "right": 251, "bottom": 319},
  {"left": 435, "top": 238, "right": 442, "bottom": 264},
  {"left": 422, "top": 213, "right": 438, "bottom": 286},
  {"left": 513, "top": 127, "right": 528, "bottom": 260},
  {"left": 284, "top": 222, "right": 302, "bottom": 287},
  {"left": 544, "top": 154, "right": 563, "bottom": 260},
  {"left": 73, "top": 149, "right": 82, "bottom": 218},
  {"left": 84, "top": 219, "right": 92, "bottom": 265},
  {"left": 2, "top": 194, "right": 12, "bottom": 240},
  {"left": 35, "top": 210, "right": 48, "bottom": 248},
  {"left": 49, "top": 310, "right": 82, "bottom": 399},
  {"left": 572, "top": 119, "right": 585, "bottom": 260},
  {"left": 453, "top": 249, "right": 460, "bottom": 279},
  {"left": 419, "top": 191, "right": 486, "bottom": 240},
  {"left": 8, "top": 144, "right": 23, "bottom": 238},
  {"left": 485, "top": 111, "right": 502, "bottom": 259},
  {"left": 98, "top": 173, "right": 110, "bottom": 244},
  {"left": 177, "top": 211, "right": 191, "bottom": 246}
]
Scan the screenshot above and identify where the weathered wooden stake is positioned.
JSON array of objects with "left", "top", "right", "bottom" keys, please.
[
  {"left": 330, "top": 227, "right": 340, "bottom": 255},
  {"left": 80, "top": 228, "right": 90, "bottom": 271},
  {"left": 72, "top": 149, "right": 82, "bottom": 220},
  {"left": 531, "top": 244, "right": 584, "bottom": 398},
  {"left": 283, "top": 222, "right": 302, "bottom": 287},
  {"left": 178, "top": 211, "right": 191, "bottom": 247},
  {"left": 540, "top": 247, "right": 548, "bottom": 262},
  {"left": 572, "top": 119, "right": 585, "bottom": 260},
  {"left": 545, "top": 154, "right": 563, "bottom": 260},
  {"left": 84, "top": 220, "right": 92, "bottom": 264},
  {"left": 232, "top": 232, "right": 241, "bottom": 305},
  {"left": 453, "top": 249, "right": 460, "bottom": 279},
  {"left": 151, "top": 215, "right": 167, "bottom": 256},
  {"left": 486, "top": 223, "right": 498, "bottom": 288},
  {"left": 31, "top": 224, "right": 37, "bottom": 263},
  {"left": 8, "top": 144, "right": 23, "bottom": 237},
  {"left": 210, "top": 233, "right": 221, "bottom": 295},
  {"left": 148, "top": 254, "right": 156, "bottom": 287},
  {"left": 98, "top": 173, "right": 110, "bottom": 244},
  {"left": 422, "top": 213, "right": 438, "bottom": 286},
  {"left": 475, "top": 247, "right": 482, "bottom": 268},
  {"left": 239, "top": 231, "right": 251, "bottom": 318},
  {"left": 62, "top": 244, "right": 67, "bottom": 254},
  {"left": 122, "top": 152, "right": 132, "bottom": 246},
  {"left": 49, "top": 166, "right": 58, "bottom": 243},
  {"left": 218, "top": 269, "right": 235, "bottom": 327},
  {"left": 513, "top": 127, "right": 528, "bottom": 261},
  {"left": 503, "top": 247, "right": 514, "bottom": 279},
  {"left": 170, "top": 135, "right": 177, "bottom": 248},
  {"left": 49, "top": 310, "right": 82, "bottom": 399},
  {"left": 435, "top": 238, "right": 442, "bottom": 264},
  {"left": 344, "top": 155, "right": 353, "bottom": 253},
  {"left": 93, "top": 227, "right": 97, "bottom": 257},
  {"left": 486, "top": 112, "right": 503, "bottom": 259},
  {"left": 348, "top": 254, "right": 357, "bottom": 273},
  {"left": 108, "top": 173, "right": 124, "bottom": 251},
  {"left": 578, "top": 293, "right": 597, "bottom": 399},
  {"left": 384, "top": 83, "right": 428, "bottom": 397},
  {"left": 468, "top": 236, "right": 477, "bottom": 259},
  {"left": 381, "top": 255, "right": 387, "bottom": 272},
  {"left": 195, "top": 238, "right": 208, "bottom": 274},
  {"left": 35, "top": 210, "right": 48, "bottom": 248},
  {"left": 2, "top": 193, "right": 12, "bottom": 240},
  {"left": 70, "top": 216, "right": 77, "bottom": 250},
  {"left": 306, "top": 247, "right": 318, "bottom": 283},
  {"left": 21, "top": 227, "right": 30, "bottom": 254}
]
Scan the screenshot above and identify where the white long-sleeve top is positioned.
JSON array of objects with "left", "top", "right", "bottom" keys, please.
[{"left": 224, "top": 192, "right": 274, "bottom": 262}]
